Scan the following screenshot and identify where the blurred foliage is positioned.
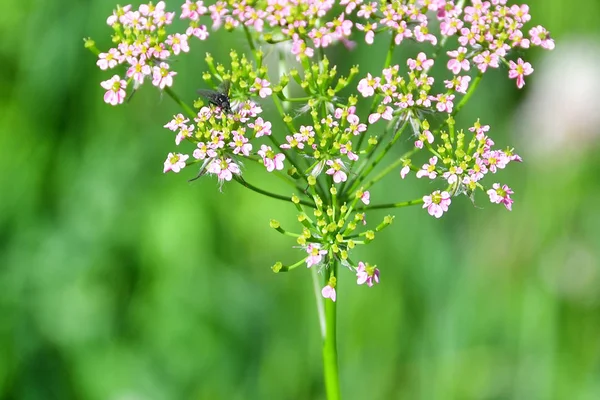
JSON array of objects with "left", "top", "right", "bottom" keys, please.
[{"left": 2, "top": 0, "right": 600, "bottom": 399}]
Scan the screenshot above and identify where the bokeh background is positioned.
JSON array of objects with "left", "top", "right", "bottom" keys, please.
[{"left": 2, "top": 1, "right": 600, "bottom": 399}]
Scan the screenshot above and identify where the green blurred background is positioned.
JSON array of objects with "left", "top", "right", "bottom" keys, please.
[{"left": 2, "top": 1, "right": 600, "bottom": 399}]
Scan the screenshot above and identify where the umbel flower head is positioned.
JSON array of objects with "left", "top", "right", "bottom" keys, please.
[{"left": 86, "top": 0, "right": 553, "bottom": 301}]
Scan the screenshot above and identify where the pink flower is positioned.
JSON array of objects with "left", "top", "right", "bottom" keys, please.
[
  {"left": 175, "top": 124, "right": 194, "bottom": 145},
  {"left": 508, "top": 58, "right": 533, "bottom": 89},
  {"left": 126, "top": 56, "right": 151, "bottom": 84},
  {"left": 248, "top": 117, "right": 272, "bottom": 137},
  {"left": 357, "top": 73, "right": 380, "bottom": 97},
  {"left": 446, "top": 47, "right": 470, "bottom": 74},
  {"left": 356, "top": 262, "right": 380, "bottom": 287},
  {"left": 321, "top": 284, "right": 336, "bottom": 302},
  {"left": 258, "top": 144, "right": 285, "bottom": 172},
  {"left": 251, "top": 78, "right": 272, "bottom": 98},
  {"left": 97, "top": 48, "right": 121, "bottom": 70},
  {"left": 326, "top": 159, "right": 347, "bottom": 183},
  {"left": 193, "top": 142, "right": 217, "bottom": 160},
  {"left": 306, "top": 243, "right": 327, "bottom": 268},
  {"left": 407, "top": 52, "right": 434, "bottom": 71},
  {"left": 166, "top": 33, "right": 189, "bottom": 55},
  {"left": 152, "top": 62, "right": 176, "bottom": 89},
  {"left": 400, "top": 165, "right": 410, "bottom": 179},
  {"left": 529, "top": 25, "right": 555, "bottom": 50},
  {"left": 442, "top": 166, "right": 463, "bottom": 185},
  {"left": 435, "top": 93, "right": 455, "bottom": 113},
  {"left": 181, "top": 0, "right": 208, "bottom": 21},
  {"left": 469, "top": 119, "right": 490, "bottom": 141},
  {"left": 473, "top": 50, "right": 500, "bottom": 73},
  {"left": 360, "top": 191, "right": 370, "bottom": 205},
  {"left": 487, "top": 183, "right": 514, "bottom": 211},
  {"left": 291, "top": 34, "right": 314, "bottom": 60},
  {"left": 368, "top": 105, "right": 393, "bottom": 124},
  {"left": 415, "top": 129, "right": 434, "bottom": 149},
  {"left": 100, "top": 75, "right": 127, "bottom": 106},
  {"left": 164, "top": 113, "right": 189, "bottom": 131},
  {"left": 186, "top": 25, "right": 209, "bottom": 40},
  {"left": 207, "top": 157, "right": 241, "bottom": 182},
  {"left": 229, "top": 131, "right": 252, "bottom": 156},
  {"left": 422, "top": 190, "right": 451, "bottom": 218},
  {"left": 163, "top": 152, "right": 189, "bottom": 173},
  {"left": 416, "top": 156, "right": 438, "bottom": 179}
]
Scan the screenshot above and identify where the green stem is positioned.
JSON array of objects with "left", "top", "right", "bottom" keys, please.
[
  {"left": 234, "top": 176, "right": 315, "bottom": 208},
  {"left": 164, "top": 87, "right": 196, "bottom": 119},
  {"left": 452, "top": 72, "right": 483, "bottom": 116},
  {"left": 322, "top": 262, "right": 340, "bottom": 400},
  {"left": 355, "top": 198, "right": 424, "bottom": 211},
  {"left": 346, "top": 118, "right": 409, "bottom": 196},
  {"left": 362, "top": 147, "right": 418, "bottom": 191}
]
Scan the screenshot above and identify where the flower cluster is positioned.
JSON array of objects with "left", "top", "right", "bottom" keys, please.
[
  {"left": 87, "top": 0, "right": 554, "bottom": 301},
  {"left": 95, "top": 1, "right": 210, "bottom": 105},
  {"left": 358, "top": 52, "right": 463, "bottom": 123},
  {"left": 271, "top": 187, "right": 387, "bottom": 301},
  {"left": 163, "top": 98, "right": 284, "bottom": 184},
  {"left": 401, "top": 118, "right": 520, "bottom": 218},
  {"left": 351, "top": 0, "right": 554, "bottom": 88}
]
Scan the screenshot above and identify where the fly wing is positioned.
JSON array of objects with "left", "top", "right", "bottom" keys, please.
[
  {"left": 197, "top": 88, "right": 219, "bottom": 101},
  {"left": 218, "top": 80, "right": 231, "bottom": 96}
]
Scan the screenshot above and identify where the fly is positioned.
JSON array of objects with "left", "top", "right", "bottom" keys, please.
[{"left": 197, "top": 80, "right": 232, "bottom": 114}]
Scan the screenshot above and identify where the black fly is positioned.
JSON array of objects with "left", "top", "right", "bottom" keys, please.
[{"left": 197, "top": 80, "right": 232, "bottom": 114}]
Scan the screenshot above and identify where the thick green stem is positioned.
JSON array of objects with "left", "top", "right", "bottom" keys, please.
[{"left": 322, "top": 262, "right": 340, "bottom": 400}]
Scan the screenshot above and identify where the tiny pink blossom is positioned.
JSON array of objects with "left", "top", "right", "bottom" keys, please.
[
  {"left": 291, "top": 34, "right": 314, "bottom": 60},
  {"left": 446, "top": 47, "right": 470, "bottom": 74},
  {"left": 508, "top": 58, "right": 533, "bottom": 89},
  {"left": 529, "top": 25, "right": 555, "bottom": 50},
  {"left": 248, "top": 117, "right": 272, "bottom": 137},
  {"left": 152, "top": 62, "right": 176, "bottom": 89},
  {"left": 164, "top": 113, "right": 189, "bottom": 131},
  {"left": 193, "top": 142, "right": 217, "bottom": 160},
  {"left": 166, "top": 33, "right": 189, "bottom": 55},
  {"left": 258, "top": 144, "right": 285, "bottom": 172},
  {"left": 487, "top": 183, "right": 514, "bottom": 211},
  {"left": 321, "top": 284, "right": 336, "bottom": 302},
  {"left": 229, "top": 131, "right": 252, "bottom": 156},
  {"left": 97, "top": 48, "right": 122, "bottom": 70},
  {"left": 100, "top": 75, "right": 127, "bottom": 106},
  {"left": 422, "top": 190, "right": 451, "bottom": 218},
  {"left": 435, "top": 93, "right": 455, "bottom": 113},
  {"left": 126, "top": 56, "right": 151, "bottom": 84},
  {"left": 251, "top": 78, "right": 272, "bottom": 98},
  {"left": 306, "top": 243, "right": 327, "bottom": 268},
  {"left": 207, "top": 157, "right": 241, "bottom": 182},
  {"left": 326, "top": 159, "right": 347, "bottom": 183},
  {"left": 400, "top": 165, "right": 410, "bottom": 179},
  {"left": 360, "top": 191, "right": 370, "bottom": 205},
  {"left": 356, "top": 262, "right": 380, "bottom": 287},
  {"left": 415, "top": 129, "right": 434, "bottom": 149},
  {"left": 357, "top": 73, "right": 380, "bottom": 97},
  {"left": 175, "top": 124, "right": 194, "bottom": 145},
  {"left": 163, "top": 152, "right": 189, "bottom": 173},
  {"left": 442, "top": 166, "right": 463, "bottom": 185},
  {"left": 416, "top": 156, "right": 438, "bottom": 179},
  {"left": 407, "top": 52, "right": 434, "bottom": 71},
  {"left": 473, "top": 50, "right": 500, "bottom": 73},
  {"left": 368, "top": 105, "right": 393, "bottom": 124}
]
